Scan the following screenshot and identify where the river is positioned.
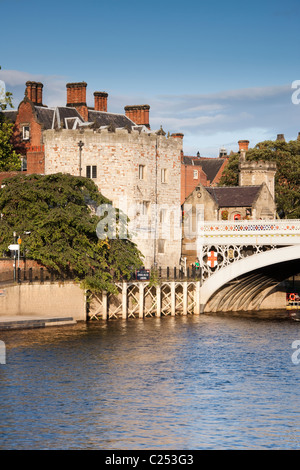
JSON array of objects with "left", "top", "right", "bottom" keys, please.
[{"left": 0, "top": 311, "right": 300, "bottom": 450}]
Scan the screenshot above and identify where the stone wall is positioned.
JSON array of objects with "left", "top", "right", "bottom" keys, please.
[
  {"left": 239, "top": 161, "right": 277, "bottom": 199},
  {"left": 43, "top": 128, "right": 183, "bottom": 268},
  {"left": 0, "top": 282, "right": 86, "bottom": 321}
]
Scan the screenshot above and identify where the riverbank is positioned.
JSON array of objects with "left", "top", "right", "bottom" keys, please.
[{"left": 0, "top": 314, "right": 77, "bottom": 330}]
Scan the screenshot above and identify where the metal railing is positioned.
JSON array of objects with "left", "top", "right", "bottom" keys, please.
[{"left": 0, "top": 267, "right": 75, "bottom": 285}]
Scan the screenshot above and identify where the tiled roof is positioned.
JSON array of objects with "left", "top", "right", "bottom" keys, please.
[
  {"left": 34, "top": 106, "right": 55, "bottom": 129},
  {"left": 182, "top": 156, "right": 226, "bottom": 183},
  {"left": 0, "top": 110, "right": 18, "bottom": 122},
  {"left": 206, "top": 186, "right": 261, "bottom": 207},
  {"left": 88, "top": 110, "right": 135, "bottom": 129}
]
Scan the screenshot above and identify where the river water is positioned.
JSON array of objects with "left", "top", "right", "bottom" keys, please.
[{"left": 1, "top": 311, "right": 300, "bottom": 450}]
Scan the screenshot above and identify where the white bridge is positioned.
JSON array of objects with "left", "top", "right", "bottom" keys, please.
[
  {"left": 89, "top": 219, "right": 300, "bottom": 319},
  {"left": 197, "top": 219, "right": 300, "bottom": 312}
]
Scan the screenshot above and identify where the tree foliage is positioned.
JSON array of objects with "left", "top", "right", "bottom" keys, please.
[
  {"left": 0, "top": 115, "right": 22, "bottom": 171},
  {"left": 218, "top": 139, "right": 300, "bottom": 218},
  {"left": 0, "top": 173, "right": 143, "bottom": 292},
  {"left": 0, "top": 66, "right": 21, "bottom": 171}
]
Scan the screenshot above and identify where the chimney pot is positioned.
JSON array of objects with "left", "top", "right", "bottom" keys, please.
[
  {"left": 171, "top": 133, "right": 184, "bottom": 139},
  {"left": 238, "top": 140, "right": 249, "bottom": 151},
  {"left": 66, "top": 82, "right": 87, "bottom": 106},
  {"left": 277, "top": 134, "right": 285, "bottom": 141},
  {"left": 125, "top": 104, "right": 150, "bottom": 129},
  {"left": 94, "top": 91, "right": 108, "bottom": 112},
  {"left": 25, "top": 81, "right": 43, "bottom": 105},
  {"left": 66, "top": 82, "right": 88, "bottom": 121}
]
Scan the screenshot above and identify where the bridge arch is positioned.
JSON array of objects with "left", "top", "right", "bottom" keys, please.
[{"left": 200, "top": 245, "right": 300, "bottom": 312}]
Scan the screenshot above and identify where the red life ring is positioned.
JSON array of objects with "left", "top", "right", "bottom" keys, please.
[{"left": 289, "top": 293, "right": 296, "bottom": 301}]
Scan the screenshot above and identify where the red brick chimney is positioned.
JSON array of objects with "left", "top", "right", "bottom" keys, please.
[
  {"left": 94, "top": 91, "right": 108, "bottom": 112},
  {"left": 26, "top": 81, "right": 44, "bottom": 105},
  {"left": 171, "top": 133, "right": 184, "bottom": 139},
  {"left": 124, "top": 105, "right": 150, "bottom": 129},
  {"left": 238, "top": 140, "right": 249, "bottom": 151},
  {"left": 66, "top": 82, "right": 88, "bottom": 121}
]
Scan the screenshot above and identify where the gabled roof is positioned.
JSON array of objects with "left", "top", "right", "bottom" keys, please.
[
  {"left": 182, "top": 156, "right": 227, "bottom": 183},
  {"left": 206, "top": 186, "right": 262, "bottom": 207}
]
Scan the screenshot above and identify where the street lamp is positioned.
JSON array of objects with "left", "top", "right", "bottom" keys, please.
[{"left": 78, "top": 140, "right": 84, "bottom": 177}]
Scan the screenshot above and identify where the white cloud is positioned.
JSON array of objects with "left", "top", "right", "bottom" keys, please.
[
  {"left": 1, "top": 70, "right": 298, "bottom": 157},
  {"left": 147, "top": 84, "right": 300, "bottom": 155},
  {"left": 0, "top": 69, "right": 67, "bottom": 108}
]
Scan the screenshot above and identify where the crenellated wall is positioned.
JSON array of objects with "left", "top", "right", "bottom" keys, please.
[{"left": 43, "top": 127, "right": 183, "bottom": 268}]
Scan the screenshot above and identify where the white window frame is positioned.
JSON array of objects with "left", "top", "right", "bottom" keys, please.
[
  {"left": 22, "top": 125, "right": 30, "bottom": 141},
  {"left": 193, "top": 169, "right": 198, "bottom": 180}
]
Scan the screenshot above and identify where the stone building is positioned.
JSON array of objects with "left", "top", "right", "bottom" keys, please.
[
  {"left": 181, "top": 139, "right": 277, "bottom": 265},
  {"left": 1, "top": 81, "right": 183, "bottom": 269}
]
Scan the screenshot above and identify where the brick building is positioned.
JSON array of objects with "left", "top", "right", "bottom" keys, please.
[
  {"left": 181, "top": 151, "right": 229, "bottom": 204},
  {"left": 1, "top": 81, "right": 183, "bottom": 268}
]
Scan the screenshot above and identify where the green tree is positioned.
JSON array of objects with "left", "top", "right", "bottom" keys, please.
[
  {"left": 0, "top": 173, "right": 143, "bottom": 293},
  {"left": 219, "top": 139, "right": 300, "bottom": 218},
  {"left": 0, "top": 66, "right": 21, "bottom": 171},
  {"left": 0, "top": 116, "right": 22, "bottom": 171}
]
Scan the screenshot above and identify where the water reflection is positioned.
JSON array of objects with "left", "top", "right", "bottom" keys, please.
[{"left": 1, "top": 311, "right": 300, "bottom": 449}]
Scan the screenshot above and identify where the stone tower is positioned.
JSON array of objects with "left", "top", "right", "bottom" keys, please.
[{"left": 238, "top": 140, "right": 277, "bottom": 199}]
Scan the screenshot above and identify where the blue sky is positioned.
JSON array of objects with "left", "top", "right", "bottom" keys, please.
[{"left": 1, "top": 0, "right": 300, "bottom": 156}]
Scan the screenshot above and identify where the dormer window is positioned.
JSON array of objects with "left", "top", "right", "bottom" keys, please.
[{"left": 22, "top": 125, "right": 30, "bottom": 140}]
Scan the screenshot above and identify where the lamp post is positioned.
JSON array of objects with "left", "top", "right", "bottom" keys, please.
[
  {"left": 78, "top": 140, "right": 84, "bottom": 176},
  {"left": 13, "top": 231, "right": 16, "bottom": 281}
]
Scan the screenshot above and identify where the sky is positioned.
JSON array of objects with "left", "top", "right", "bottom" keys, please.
[{"left": 1, "top": 0, "right": 300, "bottom": 156}]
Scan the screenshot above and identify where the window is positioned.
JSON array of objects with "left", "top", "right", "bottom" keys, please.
[
  {"left": 161, "top": 168, "right": 167, "bottom": 183},
  {"left": 21, "top": 156, "right": 27, "bottom": 172},
  {"left": 160, "top": 208, "right": 167, "bottom": 223},
  {"left": 22, "top": 126, "right": 30, "bottom": 140},
  {"left": 142, "top": 201, "right": 150, "bottom": 215},
  {"left": 138, "top": 164, "right": 145, "bottom": 180},
  {"left": 86, "top": 165, "right": 97, "bottom": 179},
  {"left": 158, "top": 240, "right": 165, "bottom": 254},
  {"left": 193, "top": 170, "right": 198, "bottom": 180}
]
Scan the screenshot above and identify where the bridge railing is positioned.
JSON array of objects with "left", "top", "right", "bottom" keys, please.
[
  {"left": 198, "top": 219, "right": 300, "bottom": 233},
  {"left": 196, "top": 219, "right": 300, "bottom": 245}
]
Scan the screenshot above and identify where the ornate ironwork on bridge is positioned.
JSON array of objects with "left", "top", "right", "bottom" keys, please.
[
  {"left": 196, "top": 219, "right": 300, "bottom": 279},
  {"left": 88, "top": 219, "right": 300, "bottom": 318}
]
